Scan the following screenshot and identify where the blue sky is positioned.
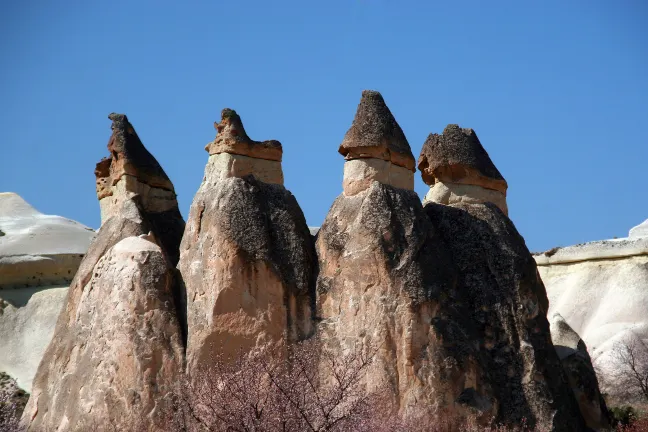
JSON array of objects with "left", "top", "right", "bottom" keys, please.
[{"left": 1, "top": 0, "right": 646, "bottom": 252}]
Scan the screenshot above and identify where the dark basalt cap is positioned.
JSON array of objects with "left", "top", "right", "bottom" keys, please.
[
  {"left": 339, "top": 90, "right": 415, "bottom": 171},
  {"left": 205, "top": 108, "right": 283, "bottom": 162},
  {"left": 94, "top": 113, "right": 175, "bottom": 198},
  {"left": 417, "top": 124, "right": 507, "bottom": 193}
]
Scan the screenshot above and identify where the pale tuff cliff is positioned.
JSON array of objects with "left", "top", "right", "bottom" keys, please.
[
  {"left": 316, "top": 90, "right": 584, "bottom": 430},
  {"left": 0, "top": 193, "right": 95, "bottom": 391},
  {"left": 178, "top": 109, "right": 316, "bottom": 374},
  {"left": 21, "top": 114, "right": 185, "bottom": 431},
  {"left": 536, "top": 221, "right": 648, "bottom": 389}
]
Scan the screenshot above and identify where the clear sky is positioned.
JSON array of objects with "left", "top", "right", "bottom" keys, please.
[{"left": 1, "top": 0, "right": 646, "bottom": 252}]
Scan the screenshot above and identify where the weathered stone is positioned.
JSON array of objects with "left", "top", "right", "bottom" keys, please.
[
  {"left": 424, "top": 202, "right": 585, "bottom": 430},
  {"left": 21, "top": 237, "right": 184, "bottom": 431},
  {"left": 535, "top": 233, "right": 648, "bottom": 392},
  {"left": 205, "top": 108, "right": 282, "bottom": 161},
  {"left": 0, "top": 193, "right": 95, "bottom": 393},
  {"left": 418, "top": 124, "right": 507, "bottom": 194},
  {"left": 179, "top": 112, "right": 315, "bottom": 375},
  {"left": 317, "top": 182, "right": 492, "bottom": 424},
  {"left": 550, "top": 314, "right": 610, "bottom": 430},
  {"left": 339, "top": 90, "right": 415, "bottom": 171},
  {"left": 21, "top": 115, "right": 186, "bottom": 431},
  {"left": 0, "top": 193, "right": 95, "bottom": 289},
  {"left": 204, "top": 152, "right": 284, "bottom": 185},
  {"left": 342, "top": 158, "right": 413, "bottom": 195},
  {"left": 423, "top": 180, "right": 508, "bottom": 215}
]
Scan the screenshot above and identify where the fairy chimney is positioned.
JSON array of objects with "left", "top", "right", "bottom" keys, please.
[
  {"left": 418, "top": 124, "right": 508, "bottom": 214},
  {"left": 339, "top": 90, "right": 415, "bottom": 195}
]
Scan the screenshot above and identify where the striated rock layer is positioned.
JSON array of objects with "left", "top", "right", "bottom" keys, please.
[
  {"left": 21, "top": 114, "right": 186, "bottom": 431},
  {"left": 179, "top": 109, "right": 316, "bottom": 374}
]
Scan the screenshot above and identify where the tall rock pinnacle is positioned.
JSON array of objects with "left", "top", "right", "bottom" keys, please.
[
  {"left": 418, "top": 125, "right": 508, "bottom": 214},
  {"left": 179, "top": 109, "right": 315, "bottom": 374},
  {"left": 339, "top": 90, "right": 415, "bottom": 195},
  {"left": 21, "top": 115, "right": 186, "bottom": 431}
]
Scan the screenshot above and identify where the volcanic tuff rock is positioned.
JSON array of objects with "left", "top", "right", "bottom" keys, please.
[
  {"left": 179, "top": 109, "right": 316, "bottom": 374},
  {"left": 630, "top": 219, "right": 648, "bottom": 238},
  {"left": 535, "top": 223, "right": 648, "bottom": 392},
  {"left": 550, "top": 313, "right": 610, "bottom": 430},
  {"left": 423, "top": 202, "right": 583, "bottom": 430},
  {"left": 340, "top": 91, "right": 414, "bottom": 195},
  {"left": 317, "top": 91, "right": 582, "bottom": 429},
  {"left": 0, "top": 193, "right": 95, "bottom": 391},
  {"left": 21, "top": 114, "right": 186, "bottom": 431},
  {"left": 418, "top": 124, "right": 508, "bottom": 214}
]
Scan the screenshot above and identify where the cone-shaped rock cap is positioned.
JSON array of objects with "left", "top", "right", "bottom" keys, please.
[
  {"left": 339, "top": 90, "right": 415, "bottom": 171},
  {"left": 205, "top": 108, "right": 282, "bottom": 162},
  {"left": 417, "top": 124, "right": 507, "bottom": 193},
  {"left": 94, "top": 113, "right": 175, "bottom": 198}
]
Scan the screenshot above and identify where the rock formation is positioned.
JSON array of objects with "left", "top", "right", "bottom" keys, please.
[
  {"left": 550, "top": 313, "right": 610, "bottom": 430},
  {"left": 317, "top": 91, "right": 582, "bottom": 429},
  {"left": 417, "top": 124, "right": 508, "bottom": 215},
  {"left": 178, "top": 109, "right": 316, "bottom": 373},
  {"left": 339, "top": 90, "right": 415, "bottom": 195},
  {"left": 535, "top": 222, "right": 648, "bottom": 387},
  {"left": 418, "top": 124, "right": 585, "bottom": 430},
  {"left": 0, "top": 193, "right": 95, "bottom": 391},
  {"left": 21, "top": 114, "right": 186, "bottom": 431},
  {"left": 629, "top": 219, "right": 648, "bottom": 238}
]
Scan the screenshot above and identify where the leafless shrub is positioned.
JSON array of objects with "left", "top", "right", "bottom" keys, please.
[{"left": 608, "top": 332, "right": 648, "bottom": 403}]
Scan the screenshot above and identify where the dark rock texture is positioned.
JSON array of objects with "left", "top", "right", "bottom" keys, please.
[
  {"left": 179, "top": 114, "right": 315, "bottom": 374},
  {"left": 418, "top": 124, "right": 507, "bottom": 193},
  {"left": 339, "top": 90, "right": 415, "bottom": 171},
  {"left": 424, "top": 201, "right": 584, "bottom": 430}
]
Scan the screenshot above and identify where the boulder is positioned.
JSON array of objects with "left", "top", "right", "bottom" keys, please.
[
  {"left": 179, "top": 109, "right": 316, "bottom": 373},
  {"left": 418, "top": 125, "right": 508, "bottom": 214},
  {"left": 0, "top": 193, "right": 95, "bottom": 391},
  {"left": 550, "top": 313, "right": 610, "bottom": 430},
  {"left": 21, "top": 114, "right": 186, "bottom": 431}
]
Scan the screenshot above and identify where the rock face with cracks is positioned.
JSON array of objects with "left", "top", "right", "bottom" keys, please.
[
  {"left": 418, "top": 124, "right": 508, "bottom": 214},
  {"left": 423, "top": 201, "right": 584, "bottom": 430},
  {"left": 317, "top": 91, "right": 582, "bottom": 430},
  {"left": 550, "top": 313, "right": 610, "bottom": 430},
  {"left": 21, "top": 114, "right": 186, "bottom": 431},
  {"left": 179, "top": 109, "right": 316, "bottom": 375}
]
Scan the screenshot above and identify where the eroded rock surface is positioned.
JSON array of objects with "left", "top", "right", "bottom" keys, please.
[
  {"left": 21, "top": 114, "right": 186, "bottom": 431},
  {"left": 550, "top": 313, "right": 610, "bottom": 430},
  {"left": 179, "top": 109, "right": 315, "bottom": 374},
  {"left": 418, "top": 124, "right": 508, "bottom": 214},
  {"left": 535, "top": 228, "right": 648, "bottom": 392},
  {"left": 0, "top": 193, "right": 95, "bottom": 391}
]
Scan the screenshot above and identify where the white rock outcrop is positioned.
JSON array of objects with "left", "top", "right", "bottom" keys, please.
[
  {"left": 630, "top": 219, "right": 648, "bottom": 238},
  {"left": 535, "top": 222, "right": 648, "bottom": 378},
  {"left": 0, "top": 193, "right": 95, "bottom": 391}
]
